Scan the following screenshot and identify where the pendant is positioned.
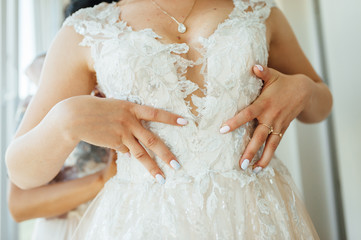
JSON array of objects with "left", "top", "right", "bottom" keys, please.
[{"left": 178, "top": 23, "right": 187, "bottom": 33}]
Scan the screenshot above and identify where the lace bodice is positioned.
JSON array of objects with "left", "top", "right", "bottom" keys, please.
[{"left": 63, "top": 0, "right": 276, "bottom": 184}]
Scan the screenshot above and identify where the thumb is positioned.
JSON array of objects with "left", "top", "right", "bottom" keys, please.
[{"left": 253, "top": 64, "right": 280, "bottom": 86}]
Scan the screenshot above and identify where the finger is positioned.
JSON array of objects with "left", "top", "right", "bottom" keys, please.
[
  {"left": 123, "top": 135, "right": 166, "bottom": 184},
  {"left": 132, "top": 121, "right": 181, "bottom": 171},
  {"left": 109, "top": 149, "right": 117, "bottom": 160},
  {"left": 133, "top": 104, "right": 188, "bottom": 126},
  {"left": 219, "top": 104, "right": 263, "bottom": 134},
  {"left": 238, "top": 124, "right": 270, "bottom": 170},
  {"left": 114, "top": 143, "right": 130, "bottom": 154},
  {"left": 253, "top": 64, "right": 280, "bottom": 86},
  {"left": 108, "top": 150, "right": 118, "bottom": 166},
  {"left": 252, "top": 132, "right": 283, "bottom": 174},
  {"left": 93, "top": 87, "right": 106, "bottom": 98}
]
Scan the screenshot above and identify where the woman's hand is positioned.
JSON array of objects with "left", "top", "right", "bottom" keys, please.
[
  {"left": 99, "top": 150, "right": 119, "bottom": 184},
  {"left": 219, "top": 65, "right": 315, "bottom": 173},
  {"left": 57, "top": 95, "right": 187, "bottom": 184}
]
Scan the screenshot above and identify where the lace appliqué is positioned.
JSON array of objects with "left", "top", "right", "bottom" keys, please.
[{"left": 66, "top": 1, "right": 318, "bottom": 239}]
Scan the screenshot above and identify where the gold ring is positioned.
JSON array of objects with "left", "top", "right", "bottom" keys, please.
[
  {"left": 259, "top": 123, "right": 273, "bottom": 134},
  {"left": 271, "top": 132, "right": 283, "bottom": 138}
]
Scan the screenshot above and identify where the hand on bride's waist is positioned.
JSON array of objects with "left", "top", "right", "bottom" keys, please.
[
  {"left": 58, "top": 95, "right": 189, "bottom": 185},
  {"left": 219, "top": 65, "right": 322, "bottom": 174}
]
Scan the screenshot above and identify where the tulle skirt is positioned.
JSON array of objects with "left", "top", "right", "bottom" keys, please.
[
  {"left": 32, "top": 202, "right": 90, "bottom": 240},
  {"left": 72, "top": 157, "right": 319, "bottom": 240},
  {"left": 32, "top": 218, "right": 78, "bottom": 240}
]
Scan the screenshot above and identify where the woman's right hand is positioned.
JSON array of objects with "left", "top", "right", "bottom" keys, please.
[{"left": 55, "top": 95, "right": 187, "bottom": 184}]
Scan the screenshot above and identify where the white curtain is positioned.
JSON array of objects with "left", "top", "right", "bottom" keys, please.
[
  {"left": 318, "top": 0, "right": 361, "bottom": 239},
  {"left": 1, "top": 0, "right": 20, "bottom": 239},
  {"left": 32, "top": 0, "right": 69, "bottom": 54}
]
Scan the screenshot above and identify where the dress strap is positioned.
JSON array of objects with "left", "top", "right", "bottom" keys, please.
[
  {"left": 62, "top": 2, "right": 126, "bottom": 47},
  {"left": 232, "top": 0, "right": 277, "bottom": 22},
  {"left": 266, "top": 0, "right": 277, "bottom": 8}
]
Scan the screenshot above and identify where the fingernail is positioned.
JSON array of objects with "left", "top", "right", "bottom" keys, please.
[
  {"left": 219, "top": 125, "right": 230, "bottom": 134},
  {"left": 255, "top": 64, "right": 264, "bottom": 72},
  {"left": 125, "top": 152, "right": 131, "bottom": 158},
  {"left": 170, "top": 160, "right": 181, "bottom": 170},
  {"left": 155, "top": 174, "right": 165, "bottom": 184},
  {"left": 241, "top": 159, "right": 249, "bottom": 170},
  {"left": 177, "top": 118, "right": 188, "bottom": 125},
  {"left": 253, "top": 166, "right": 263, "bottom": 174}
]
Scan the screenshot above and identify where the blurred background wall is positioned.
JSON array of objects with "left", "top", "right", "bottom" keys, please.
[
  {"left": 275, "top": 0, "right": 339, "bottom": 239},
  {"left": 1, "top": 0, "right": 361, "bottom": 239},
  {"left": 318, "top": 0, "right": 361, "bottom": 239},
  {"left": 275, "top": 1, "right": 361, "bottom": 239}
]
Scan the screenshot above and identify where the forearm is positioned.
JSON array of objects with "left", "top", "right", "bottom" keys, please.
[
  {"left": 8, "top": 172, "right": 104, "bottom": 222},
  {"left": 5, "top": 107, "right": 79, "bottom": 189},
  {"left": 297, "top": 75, "right": 333, "bottom": 123}
]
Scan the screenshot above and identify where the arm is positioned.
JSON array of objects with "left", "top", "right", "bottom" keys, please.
[
  {"left": 9, "top": 172, "right": 102, "bottom": 222},
  {"left": 6, "top": 24, "right": 187, "bottom": 189},
  {"left": 8, "top": 150, "right": 117, "bottom": 222},
  {"left": 5, "top": 26, "right": 96, "bottom": 189},
  {"left": 267, "top": 7, "right": 332, "bottom": 123},
  {"left": 220, "top": 7, "right": 333, "bottom": 172}
]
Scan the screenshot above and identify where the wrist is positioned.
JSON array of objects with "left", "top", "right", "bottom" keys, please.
[
  {"left": 95, "top": 169, "right": 107, "bottom": 188},
  {"left": 296, "top": 74, "right": 328, "bottom": 122},
  {"left": 298, "top": 74, "right": 316, "bottom": 113},
  {"left": 53, "top": 97, "right": 81, "bottom": 143}
]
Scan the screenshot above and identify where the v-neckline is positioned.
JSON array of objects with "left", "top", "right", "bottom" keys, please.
[
  {"left": 113, "top": 0, "right": 238, "bottom": 48},
  {"left": 112, "top": 1, "right": 238, "bottom": 126}
]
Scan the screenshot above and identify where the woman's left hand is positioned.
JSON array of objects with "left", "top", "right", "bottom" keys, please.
[
  {"left": 99, "top": 149, "right": 119, "bottom": 184},
  {"left": 219, "top": 64, "right": 314, "bottom": 173}
]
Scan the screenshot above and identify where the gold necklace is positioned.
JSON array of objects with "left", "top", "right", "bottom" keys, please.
[{"left": 150, "top": 0, "right": 197, "bottom": 33}]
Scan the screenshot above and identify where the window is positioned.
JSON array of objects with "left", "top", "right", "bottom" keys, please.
[
  {"left": 1, "top": 0, "right": 66, "bottom": 239},
  {"left": 1, "top": 0, "right": 20, "bottom": 239}
]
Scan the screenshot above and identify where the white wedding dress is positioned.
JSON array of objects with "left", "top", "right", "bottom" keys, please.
[
  {"left": 30, "top": 142, "right": 108, "bottom": 240},
  {"left": 64, "top": 1, "right": 319, "bottom": 239}
]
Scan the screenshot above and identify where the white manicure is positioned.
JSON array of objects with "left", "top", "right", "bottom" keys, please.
[
  {"left": 219, "top": 125, "right": 230, "bottom": 134},
  {"left": 177, "top": 118, "right": 188, "bottom": 125},
  {"left": 155, "top": 174, "right": 165, "bottom": 184},
  {"left": 255, "top": 64, "right": 264, "bottom": 72},
  {"left": 241, "top": 159, "right": 249, "bottom": 170},
  {"left": 253, "top": 167, "right": 263, "bottom": 174},
  {"left": 170, "top": 160, "right": 181, "bottom": 170}
]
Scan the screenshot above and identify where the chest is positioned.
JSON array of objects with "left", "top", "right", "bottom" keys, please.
[
  {"left": 87, "top": 1, "right": 271, "bottom": 126},
  {"left": 87, "top": 0, "right": 272, "bottom": 71},
  {"left": 119, "top": 0, "right": 236, "bottom": 45},
  {"left": 93, "top": 26, "right": 267, "bottom": 126}
]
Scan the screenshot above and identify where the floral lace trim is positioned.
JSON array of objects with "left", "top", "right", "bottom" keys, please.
[{"left": 63, "top": 0, "right": 275, "bottom": 121}]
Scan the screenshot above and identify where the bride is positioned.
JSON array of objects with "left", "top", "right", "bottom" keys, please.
[{"left": 6, "top": 0, "right": 332, "bottom": 239}]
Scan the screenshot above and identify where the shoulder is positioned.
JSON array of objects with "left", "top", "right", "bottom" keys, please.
[
  {"left": 262, "top": 1, "right": 303, "bottom": 50},
  {"left": 265, "top": 6, "right": 296, "bottom": 49},
  {"left": 54, "top": 25, "right": 93, "bottom": 68},
  {"left": 265, "top": 6, "right": 322, "bottom": 81}
]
